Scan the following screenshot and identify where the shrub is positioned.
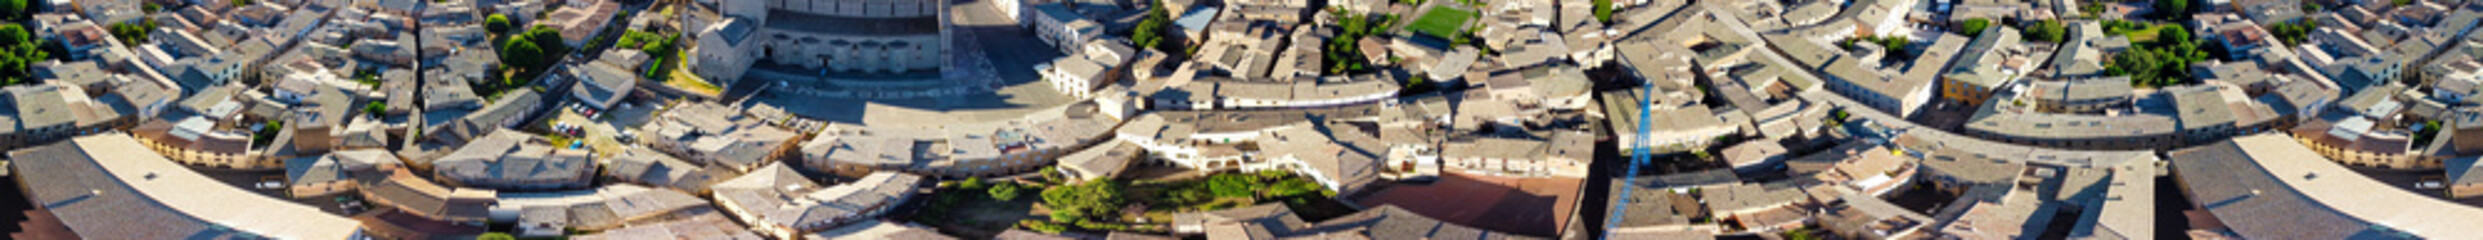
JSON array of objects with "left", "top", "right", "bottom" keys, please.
[
  {"left": 989, "top": 182, "right": 1023, "bottom": 201},
  {"left": 486, "top": 14, "right": 512, "bottom": 33}
]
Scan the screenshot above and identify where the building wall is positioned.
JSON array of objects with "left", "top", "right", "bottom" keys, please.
[
  {"left": 1217, "top": 91, "right": 1396, "bottom": 109},
  {"left": 693, "top": 30, "right": 760, "bottom": 85},
  {"left": 2292, "top": 135, "right": 2444, "bottom": 169},
  {"left": 806, "top": 149, "right": 1061, "bottom": 178},
  {"left": 2032, "top": 97, "right": 2124, "bottom": 113},
  {"left": 1940, "top": 77, "right": 1996, "bottom": 104},
  {"left": 753, "top": 31, "right": 942, "bottom": 73},
  {"left": 135, "top": 135, "right": 275, "bottom": 169},
  {"left": 1962, "top": 128, "right": 2179, "bottom": 150},
  {"left": 1027, "top": 6, "right": 1095, "bottom": 54},
  {"left": 1441, "top": 156, "right": 1589, "bottom": 178},
  {"left": 289, "top": 180, "right": 357, "bottom": 198},
  {"left": 765, "top": 0, "right": 941, "bottom": 18},
  {"left": 2452, "top": 183, "right": 2483, "bottom": 199},
  {"left": 1823, "top": 76, "right": 1930, "bottom": 119},
  {"left": 1041, "top": 61, "right": 1120, "bottom": 98}
]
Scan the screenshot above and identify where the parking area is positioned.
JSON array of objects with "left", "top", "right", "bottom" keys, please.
[
  {"left": 536, "top": 99, "right": 666, "bottom": 156},
  {"left": 2345, "top": 166, "right": 2483, "bottom": 206},
  {"left": 189, "top": 166, "right": 369, "bottom": 215}
]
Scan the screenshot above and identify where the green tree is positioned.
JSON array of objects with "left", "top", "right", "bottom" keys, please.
[
  {"left": 1133, "top": 0, "right": 1172, "bottom": 52},
  {"left": 1040, "top": 180, "right": 1126, "bottom": 222},
  {"left": 958, "top": 177, "right": 988, "bottom": 190},
  {"left": 2110, "top": 26, "right": 2209, "bottom": 88},
  {"left": 1020, "top": 220, "right": 1068, "bottom": 234},
  {"left": 364, "top": 102, "right": 387, "bottom": 117},
  {"left": 1264, "top": 178, "right": 1323, "bottom": 198},
  {"left": 640, "top": 35, "right": 676, "bottom": 57},
  {"left": 1206, "top": 174, "right": 1261, "bottom": 198},
  {"left": 1959, "top": 18, "right": 1991, "bottom": 37},
  {"left": 1, "top": 0, "right": 25, "bottom": 20},
  {"left": 2154, "top": 0, "right": 2191, "bottom": 20},
  {"left": 989, "top": 182, "right": 1023, "bottom": 201},
  {"left": 1040, "top": 167, "right": 1065, "bottom": 182},
  {"left": 0, "top": 24, "right": 43, "bottom": 86},
  {"left": 1592, "top": 0, "right": 1613, "bottom": 23},
  {"left": 525, "top": 26, "right": 568, "bottom": 55},
  {"left": 109, "top": 20, "right": 158, "bottom": 46},
  {"left": 499, "top": 38, "right": 544, "bottom": 70},
  {"left": 475, "top": 232, "right": 515, "bottom": 240},
  {"left": 234, "top": 0, "right": 254, "bottom": 7},
  {"left": 1048, "top": 207, "right": 1084, "bottom": 222},
  {"left": 617, "top": 31, "right": 653, "bottom": 51},
  {"left": 1257, "top": 170, "right": 1288, "bottom": 179},
  {"left": 486, "top": 14, "right": 512, "bottom": 34},
  {"left": 2024, "top": 20, "right": 2066, "bottom": 42},
  {"left": 2269, "top": 19, "right": 2319, "bottom": 46}
]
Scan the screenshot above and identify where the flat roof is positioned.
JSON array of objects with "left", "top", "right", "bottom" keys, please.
[
  {"left": 2070, "top": 165, "right": 2156, "bottom": 239},
  {"left": 2025, "top": 78, "right": 2134, "bottom": 103},
  {"left": 1965, "top": 104, "right": 2179, "bottom": 140},
  {"left": 10, "top": 134, "right": 362, "bottom": 239},
  {"left": 2172, "top": 86, "right": 2239, "bottom": 129},
  {"left": 1891, "top": 125, "right": 2157, "bottom": 168},
  {"left": 2171, "top": 134, "right": 2483, "bottom": 239}
]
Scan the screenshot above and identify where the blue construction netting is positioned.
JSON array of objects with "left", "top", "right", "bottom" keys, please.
[{"left": 1602, "top": 84, "right": 1657, "bottom": 239}]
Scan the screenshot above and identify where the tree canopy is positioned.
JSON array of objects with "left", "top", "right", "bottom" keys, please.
[
  {"left": 1020, "top": 220, "right": 1068, "bottom": 234},
  {"left": 1592, "top": 0, "right": 1614, "bottom": 23},
  {"left": 108, "top": 19, "right": 158, "bottom": 47},
  {"left": 1324, "top": 12, "right": 1389, "bottom": 74},
  {"left": 1206, "top": 174, "right": 1261, "bottom": 198},
  {"left": 957, "top": 177, "right": 989, "bottom": 190},
  {"left": 2268, "top": 19, "right": 2319, "bottom": 46},
  {"left": 364, "top": 102, "right": 387, "bottom": 117},
  {"left": 1959, "top": 18, "right": 1992, "bottom": 37},
  {"left": 2154, "top": 0, "right": 2192, "bottom": 20},
  {"left": 2108, "top": 26, "right": 2210, "bottom": 88},
  {"left": 486, "top": 14, "right": 512, "bottom": 34},
  {"left": 988, "top": 182, "right": 1023, "bottom": 201},
  {"left": 1040, "top": 180, "right": 1126, "bottom": 223},
  {"left": 0, "top": 24, "right": 47, "bottom": 86},
  {"left": 498, "top": 26, "right": 571, "bottom": 74},
  {"left": 2023, "top": 20, "right": 2066, "bottom": 42},
  {"left": 2, "top": 0, "right": 26, "bottom": 20}
]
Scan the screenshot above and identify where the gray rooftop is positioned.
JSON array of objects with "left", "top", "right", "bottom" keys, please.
[
  {"left": 711, "top": 164, "right": 923, "bottom": 232},
  {"left": 2172, "top": 86, "right": 2240, "bottom": 130},
  {"left": 6, "top": 85, "right": 76, "bottom": 133},
  {"left": 2024, "top": 78, "right": 2134, "bottom": 104},
  {"left": 435, "top": 130, "right": 595, "bottom": 189},
  {"left": 8, "top": 134, "right": 364, "bottom": 239},
  {"left": 2166, "top": 136, "right": 2404, "bottom": 239}
]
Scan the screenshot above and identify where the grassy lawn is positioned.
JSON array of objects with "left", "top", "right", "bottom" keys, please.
[
  {"left": 665, "top": 71, "right": 720, "bottom": 95},
  {"left": 1407, "top": 7, "right": 1477, "bottom": 39},
  {"left": 2107, "top": 24, "right": 2174, "bottom": 43}
]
